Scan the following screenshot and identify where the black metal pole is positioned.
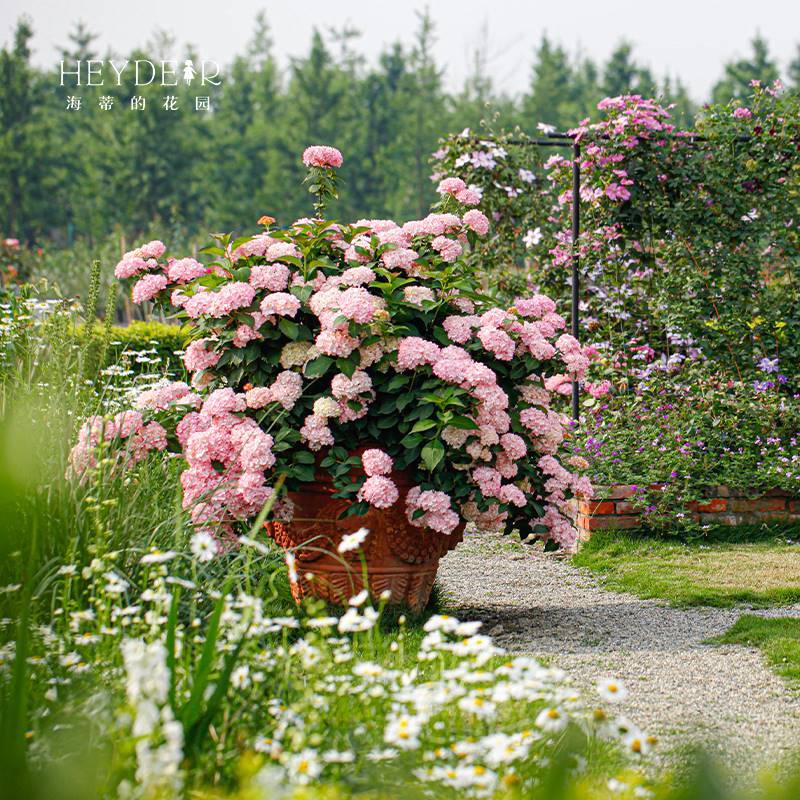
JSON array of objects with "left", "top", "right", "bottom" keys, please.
[{"left": 571, "top": 141, "right": 581, "bottom": 421}]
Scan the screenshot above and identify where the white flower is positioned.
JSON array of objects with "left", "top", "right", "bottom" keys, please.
[
  {"left": 523, "top": 227, "right": 543, "bottom": 248},
  {"left": 352, "top": 661, "right": 384, "bottom": 679},
  {"left": 366, "top": 748, "right": 398, "bottom": 762},
  {"left": 348, "top": 589, "right": 369, "bottom": 607},
  {"left": 624, "top": 729, "right": 653, "bottom": 757},
  {"left": 306, "top": 616, "right": 339, "bottom": 629},
  {"left": 57, "top": 565, "right": 77, "bottom": 576},
  {"left": 597, "top": 678, "right": 628, "bottom": 703},
  {"left": 313, "top": 396, "right": 340, "bottom": 419},
  {"left": 140, "top": 550, "right": 178, "bottom": 564},
  {"left": 322, "top": 749, "right": 354, "bottom": 763},
  {"left": 103, "top": 571, "right": 129, "bottom": 595},
  {"left": 337, "top": 607, "right": 377, "bottom": 633},
  {"left": 423, "top": 614, "right": 459, "bottom": 633},
  {"left": 230, "top": 665, "right": 251, "bottom": 689},
  {"left": 535, "top": 706, "right": 568, "bottom": 733},
  {"left": 384, "top": 714, "right": 423, "bottom": 749},
  {"left": 338, "top": 527, "right": 369, "bottom": 554},
  {"left": 518, "top": 168, "right": 536, "bottom": 183},
  {"left": 286, "top": 749, "right": 322, "bottom": 784},
  {"left": 537, "top": 122, "right": 557, "bottom": 134},
  {"left": 190, "top": 531, "right": 218, "bottom": 562},
  {"left": 238, "top": 535, "right": 270, "bottom": 555},
  {"left": 457, "top": 693, "right": 496, "bottom": 718},
  {"left": 284, "top": 552, "right": 298, "bottom": 583}
]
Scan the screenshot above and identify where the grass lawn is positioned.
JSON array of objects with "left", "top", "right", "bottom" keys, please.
[
  {"left": 710, "top": 616, "right": 800, "bottom": 685},
  {"left": 572, "top": 531, "right": 800, "bottom": 607}
]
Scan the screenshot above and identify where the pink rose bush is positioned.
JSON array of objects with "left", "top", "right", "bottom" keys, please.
[{"left": 73, "top": 147, "right": 595, "bottom": 549}]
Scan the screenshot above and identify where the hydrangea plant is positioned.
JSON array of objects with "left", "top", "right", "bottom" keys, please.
[{"left": 74, "top": 146, "right": 595, "bottom": 549}]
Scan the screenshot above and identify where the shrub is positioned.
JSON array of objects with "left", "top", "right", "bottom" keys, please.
[
  {"left": 93, "top": 320, "right": 189, "bottom": 375},
  {"left": 78, "top": 145, "right": 596, "bottom": 550},
  {"left": 434, "top": 87, "right": 800, "bottom": 386},
  {"left": 572, "top": 360, "right": 800, "bottom": 533}
]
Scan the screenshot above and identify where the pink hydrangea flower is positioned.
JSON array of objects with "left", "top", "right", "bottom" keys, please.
[
  {"left": 340, "top": 266, "right": 376, "bottom": 286},
  {"left": 315, "top": 328, "right": 360, "bottom": 358},
  {"left": 183, "top": 339, "right": 221, "bottom": 372},
  {"left": 337, "top": 287, "right": 377, "bottom": 323},
  {"left": 132, "top": 273, "right": 168, "bottom": 303},
  {"left": 331, "top": 370, "right": 372, "bottom": 400},
  {"left": 436, "top": 177, "right": 467, "bottom": 195},
  {"left": 396, "top": 337, "right": 440, "bottom": 370},
  {"left": 431, "top": 235, "right": 463, "bottom": 262},
  {"left": 500, "top": 433, "right": 527, "bottom": 460},
  {"left": 202, "top": 388, "right": 246, "bottom": 417},
  {"left": 302, "top": 145, "right": 344, "bottom": 168},
  {"left": 240, "top": 432, "right": 275, "bottom": 472},
  {"left": 250, "top": 263, "right": 291, "bottom": 292},
  {"left": 442, "top": 315, "right": 478, "bottom": 344},
  {"left": 167, "top": 258, "right": 206, "bottom": 284},
  {"left": 299, "top": 413, "right": 335, "bottom": 451},
  {"left": 477, "top": 325, "right": 516, "bottom": 360},
  {"left": 498, "top": 484, "right": 527, "bottom": 507},
  {"left": 514, "top": 295, "right": 556, "bottom": 318},
  {"left": 358, "top": 475, "right": 399, "bottom": 508},
  {"left": 454, "top": 187, "right": 481, "bottom": 206},
  {"left": 114, "top": 255, "right": 150, "bottom": 279},
  {"left": 403, "top": 286, "right": 435, "bottom": 306},
  {"left": 462, "top": 209, "right": 490, "bottom": 235},
  {"left": 136, "top": 381, "right": 200, "bottom": 411},
  {"left": 381, "top": 247, "right": 419, "bottom": 271},
  {"left": 361, "top": 448, "right": 393, "bottom": 477},
  {"left": 260, "top": 292, "right": 301, "bottom": 318},
  {"left": 138, "top": 240, "right": 166, "bottom": 259}
]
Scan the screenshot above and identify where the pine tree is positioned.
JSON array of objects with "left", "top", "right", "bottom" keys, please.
[{"left": 712, "top": 35, "right": 779, "bottom": 103}]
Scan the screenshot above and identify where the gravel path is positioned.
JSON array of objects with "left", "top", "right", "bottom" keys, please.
[{"left": 437, "top": 532, "right": 800, "bottom": 774}]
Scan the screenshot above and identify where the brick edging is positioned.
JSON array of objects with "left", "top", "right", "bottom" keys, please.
[{"left": 566, "top": 484, "right": 800, "bottom": 542}]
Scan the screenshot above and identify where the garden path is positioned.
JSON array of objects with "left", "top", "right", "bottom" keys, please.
[{"left": 438, "top": 531, "right": 800, "bottom": 774}]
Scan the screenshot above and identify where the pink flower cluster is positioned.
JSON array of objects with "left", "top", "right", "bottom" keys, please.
[
  {"left": 436, "top": 176, "right": 481, "bottom": 206},
  {"left": 107, "top": 146, "right": 594, "bottom": 550},
  {"left": 178, "top": 388, "right": 280, "bottom": 531},
  {"left": 406, "top": 488, "right": 461, "bottom": 535},
  {"left": 136, "top": 381, "right": 201, "bottom": 411},
  {"left": 302, "top": 145, "right": 344, "bottom": 168},
  {"left": 68, "top": 410, "right": 168, "bottom": 476},
  {"left": 114, "top": 241, "right": 165, "bottom": 279}
]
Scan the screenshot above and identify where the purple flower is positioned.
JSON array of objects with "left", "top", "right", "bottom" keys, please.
[{"left": 757, "top": 357, "right": 779, "bottom": 373}]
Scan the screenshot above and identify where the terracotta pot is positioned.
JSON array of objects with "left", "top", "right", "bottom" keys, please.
[{"left": 264, "top": 451, "right": 463, "bottom": 611}]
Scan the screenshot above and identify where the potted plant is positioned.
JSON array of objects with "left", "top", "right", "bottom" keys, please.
[{"left": 89, "top": 145, "right": 594, "bottom": 609}]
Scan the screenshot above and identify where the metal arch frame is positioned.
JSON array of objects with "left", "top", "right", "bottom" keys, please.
[{"left": 460, "top": 129, "right": 752, "bottom": 420}]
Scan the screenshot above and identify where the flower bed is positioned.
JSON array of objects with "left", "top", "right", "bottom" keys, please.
[{"left": 569, "top": 485, "right": 800, "bottom": 542}]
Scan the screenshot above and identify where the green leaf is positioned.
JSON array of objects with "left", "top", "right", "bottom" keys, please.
[
  {"left": 304, "top": 355, "right": 334, "bottom": 377},
  {"left": 278, "top": 318, "right": 300, "bottom": 339},
  {"left": 421, "top": 440, "right": 445, "bottom": 471},
  {"left": 411, "top": 419, "right": 438, "bottom": 433},
  {"left": 336, "top": 357, "right": 357, "bottom": 379},
  {"left": 179, "top": 589, "right": 227, "bottom": 729},
  {"left": 447, "top": 415, "right": 479, "bottom": 430}
]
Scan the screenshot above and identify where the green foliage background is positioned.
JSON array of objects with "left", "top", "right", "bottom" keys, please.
[{"left": 3, "top": 12, "right": 798, "bottom": 245}]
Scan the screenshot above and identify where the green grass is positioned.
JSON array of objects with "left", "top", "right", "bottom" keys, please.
[
  {"left": 573, "top": 531, "right": 800, "bottom": 607},
  {"left": 710, "top": 616, "right": 800, "bottom": 686}
]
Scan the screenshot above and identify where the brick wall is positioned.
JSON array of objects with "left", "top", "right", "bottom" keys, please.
[{"left": 567, "top": 485, "right": 800, "bottom": 543}]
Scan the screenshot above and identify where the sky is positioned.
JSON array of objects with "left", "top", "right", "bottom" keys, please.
[{"left": 3, "top": 0, "right": 800, "bottom": 101}]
